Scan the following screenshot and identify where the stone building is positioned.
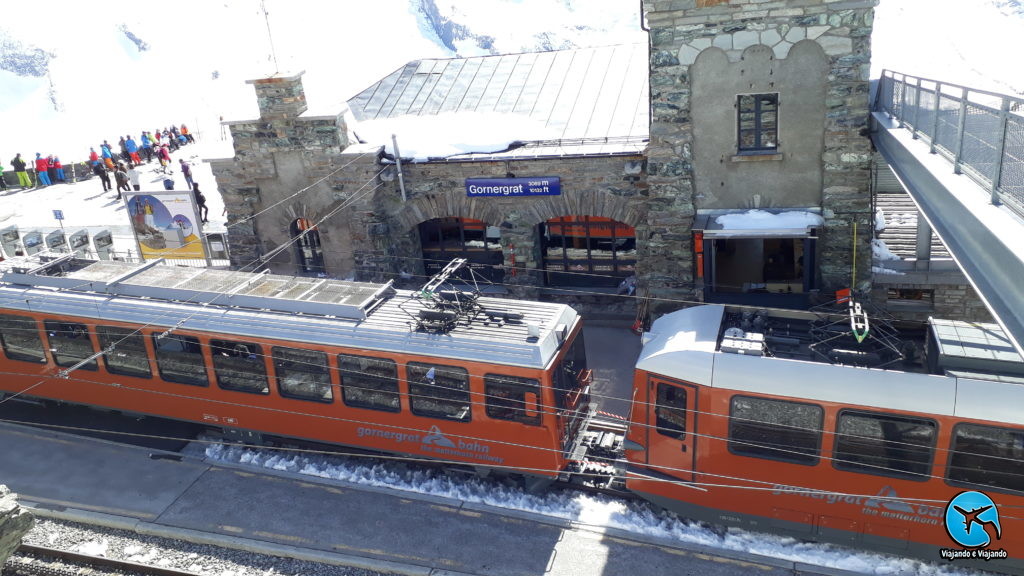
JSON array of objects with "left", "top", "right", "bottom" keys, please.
[{"left": 211, "top": 0, "right": 886, "bottom": 316}]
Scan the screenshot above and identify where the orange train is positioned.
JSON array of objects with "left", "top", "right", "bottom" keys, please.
[
  {"left": 625, "top": 304, "right": 1024, "bottom": 574},
  {"left": 0, "top": 254, "right": 1022, "bottom": 573}
]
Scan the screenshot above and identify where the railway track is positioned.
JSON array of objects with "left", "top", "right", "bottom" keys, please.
[{"left": 4, "top": 544, "right": 202, "bottom": 576}]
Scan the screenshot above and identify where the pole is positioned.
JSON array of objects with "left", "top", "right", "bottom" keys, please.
[
  {"left": 392, "top": 134, "right": 407, "bottom": 202},
  {"left": 851, "top": 219, "right": 857, "bottom": 291}
]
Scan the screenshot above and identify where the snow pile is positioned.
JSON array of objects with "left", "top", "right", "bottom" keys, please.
[
  {"left": 872, "top": 238, "right": 901, "bottom": 261},
  {"left": 875, "top": 208, "right": 886, "bottom": 232},
  {"left": 714, "top": 209, "right": 823, "bottom": 230},
  {"left": 76, "top": 539, "right": 109, "bottom": 557},
  {"left": 354, "top": 112, "right": 559, "bottom": 160},
  {"left": 202, "top": 441, "right": 985, "bottom": 575},
  {"left": 888, "top": 212, "right": 919, "bottom": 227}
]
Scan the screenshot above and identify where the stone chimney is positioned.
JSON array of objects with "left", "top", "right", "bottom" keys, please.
[{"left": 247, "top": 71, "right": 308, "bottom": 120}]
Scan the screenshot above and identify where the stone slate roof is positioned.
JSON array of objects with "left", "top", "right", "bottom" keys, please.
[{"left": 347, "top": 44, "right": 649, "bottom": 155}]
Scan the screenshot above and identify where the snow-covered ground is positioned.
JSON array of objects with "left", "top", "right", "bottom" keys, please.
[
  {"left": 0, "top": 139, "right": 226, "bottom": 261},
  {"left": 194, "top": 440, "right": 987, "bottom": 576}
]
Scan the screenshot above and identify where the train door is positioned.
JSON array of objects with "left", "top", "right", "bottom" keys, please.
[{"left": 647, "top": 376, "right": 697, "bottom": 482}]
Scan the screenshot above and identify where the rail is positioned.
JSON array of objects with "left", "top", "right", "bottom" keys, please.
[
  {"left": 875, "top": 70, "right": 1024, "bottom": 217},
  {"left": 9, "top": 544, "right": 203, "bottom": 576}
]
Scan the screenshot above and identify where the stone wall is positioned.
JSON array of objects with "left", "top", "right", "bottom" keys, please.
[
  {"left": 208, "top": 72, "right": 350, "bottom": 273},
  {"left": 644, "top": 0, "right": 877, "bottom": 311},
  {"left": 0, "top": 485, "right": 33, "bottom": 565},
  {"left": 345, "top": 154, "right": 648, "bottom": 304}
]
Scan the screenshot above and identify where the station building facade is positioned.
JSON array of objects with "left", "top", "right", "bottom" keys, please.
[{"left": 211, "top": 0, "right": 987, "bottom": 319}]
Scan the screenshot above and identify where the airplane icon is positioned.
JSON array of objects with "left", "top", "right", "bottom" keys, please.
[{"left": 953, "top": 504, "right": 1001, "bottom": 540}]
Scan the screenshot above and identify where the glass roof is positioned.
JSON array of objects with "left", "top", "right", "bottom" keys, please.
[{"left": 348, "top": 44, "right": 649, "bottom": 143}]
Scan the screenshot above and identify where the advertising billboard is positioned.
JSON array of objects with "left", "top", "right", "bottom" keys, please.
[{"left": 124, "top": 191, "right": 207, "bottom": 260}]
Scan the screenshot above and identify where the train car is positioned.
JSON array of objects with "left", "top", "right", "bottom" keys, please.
[
  {"left": 0, "top": 255, "right": 593, "bottom": 487},
  {"left": 625, "top": 303, "right": 1024, "bottom": 574}
]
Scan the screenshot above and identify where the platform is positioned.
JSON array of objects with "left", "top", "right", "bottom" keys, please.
[{"left": 0, "top": 421, "right": 865, "bottom": 576}]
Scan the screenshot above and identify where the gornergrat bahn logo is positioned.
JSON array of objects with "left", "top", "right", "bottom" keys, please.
[{"left": 940, "top": 491, "right": 1008, "bottom": 562}]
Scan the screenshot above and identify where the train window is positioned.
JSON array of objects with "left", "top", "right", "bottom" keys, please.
[
  {"left": 948, "top": 423, "right": 1024, "bottom": 493},
  {"left": 555, "top": 331, "right": 588, "bottom": 409},
  {"left": 339, "top": 354, "right": 399, "bottom": 412},
  {"left": 729, "top": 396, "right": 822, "bottom": 465},
  {"left": 407, "top": 362, "right": 471, "bottom": 422},
  {"left": 97, "top": 326, "right": 151, "bottom": 378},
  {"left": 273, "top": 347, "right": 333, "bottom": 403},
  {"left": 485, "top": 374, "right": 541, "bottom": 425},
  {"left": 0, "top": 314, "right": 45, "bottom": 364},
  {"left": 211, "top": 339, "right": 269, "bottom": 395},
  {"left": 655, "top": 383, "right": 687, "bottom": 440},
  {"left": 44, "top": 321, "right": 97, "bottom": 371},
  {"left": 833, "top": 411, "right": 935, "bottom": 480},
  {"left": 152, "top": 334, "right": 209, "bottom": 387}
]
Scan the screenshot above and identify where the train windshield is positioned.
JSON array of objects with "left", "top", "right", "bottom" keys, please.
[{"left": 555, "top": 330, "right": 588, "bottom": 408}]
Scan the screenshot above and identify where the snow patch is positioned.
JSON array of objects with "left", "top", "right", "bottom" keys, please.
[
  {"left": 714, "top": 209, "right": 823, "bottom": 230},
  {"left": 872, "top": 238, "right": 901, "bottom": 261}
]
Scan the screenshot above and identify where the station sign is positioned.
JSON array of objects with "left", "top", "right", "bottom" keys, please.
[{"left": 465, "top": 177, "right": 561, "bottom": 197}]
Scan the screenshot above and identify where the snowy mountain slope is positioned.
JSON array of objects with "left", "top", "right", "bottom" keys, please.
[{"left": 0, "top": 0, "right": 1020, "bottom": 166}]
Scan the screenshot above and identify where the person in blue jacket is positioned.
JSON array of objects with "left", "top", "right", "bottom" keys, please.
[
  {"left": 140, "top": 132, "right": 153, "bottom": 163},
  {"left": 125, "top": 135, "right": 141, "bottom": 164}
]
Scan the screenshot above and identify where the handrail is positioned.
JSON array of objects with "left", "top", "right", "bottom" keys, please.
[{"left": 875, "top": 70, "right": 1024, "bottom": 218}]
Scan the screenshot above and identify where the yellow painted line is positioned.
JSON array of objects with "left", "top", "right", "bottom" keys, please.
[
  {"left": 605, "top": 535, "right": 773, "bottom": 571},
  {"left": 23, "top": 495, "right": 156, "bottom": 520},
  {"left": 329, "top": 544, "right": 438, "bottom": 565},
  {"left": 230, "top": 470, "right": 256, "bottom": 478},
  {"left": 430, "top": 504, "right": 457, "bottom": 513},
  {"left": 458, "top": 509, "right": 482, "bottom": 518},
  {"left": 218, "top": 525, "right": 245, "bottom": 534},
  {"left": 323, "top": 486, "right": 346, "bottom": 495},
  {"left": 253, "top": 531, "right": 313, "bottom": 545}
]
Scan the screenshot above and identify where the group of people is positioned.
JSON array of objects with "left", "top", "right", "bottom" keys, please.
[
  {"left": 3, "top": 153, "right": 66, "bottom": 190},
  {"left": 88, "top": 125, "right": 197, "bottom": 200},
  {"left": 3, "top": 123, "right": 196, "bottom": 193}
]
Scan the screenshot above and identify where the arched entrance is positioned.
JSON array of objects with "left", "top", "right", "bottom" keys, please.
[
  {"left": 291, "top": 218, "right": 325, "bottom": 275},
  {"left": 418, "top": 217, "right": 503, "bottom": 283},
  {"left": 540, "top": 216, "right": 635, "bottom": 287}
]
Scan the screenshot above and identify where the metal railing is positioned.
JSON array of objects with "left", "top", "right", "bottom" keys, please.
[{"left": 876, "top": 70, "right": 1024, "bottom": 217}]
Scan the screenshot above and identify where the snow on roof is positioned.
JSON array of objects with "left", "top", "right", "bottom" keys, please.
[
  {"left": 714, "top": 209, "right": 824, "bottom": 230},
  {"left": 347, "top": 44, "right": 649, "bottom": 160}
]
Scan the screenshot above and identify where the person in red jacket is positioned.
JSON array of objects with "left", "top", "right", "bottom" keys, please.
[
  {"left": 88, "top": 147, "right": 99, "bottom": 166},
  {"left": 34, "top": 153, "right": 51, "bottom": 187}
]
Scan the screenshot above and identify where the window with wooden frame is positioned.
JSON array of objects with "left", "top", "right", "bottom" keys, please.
[{"left": 737, "top": 93, "right": 778, "bottom": 153}]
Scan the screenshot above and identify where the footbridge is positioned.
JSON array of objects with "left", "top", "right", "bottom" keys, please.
[{"left": 871, "top": 71, "right": 1024, "bottom": 355}]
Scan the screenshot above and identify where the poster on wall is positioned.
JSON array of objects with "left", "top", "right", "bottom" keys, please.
[{"left": 124, "top": 191, "right": 207, "bottom": 260}]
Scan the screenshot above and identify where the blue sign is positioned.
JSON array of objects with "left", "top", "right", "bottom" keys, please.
[
  {"left": 53, "top": 210, "right": 64, "bottom": 221},
  {"left": 466, "top": 177, "right": 560, "bottom": 197}
]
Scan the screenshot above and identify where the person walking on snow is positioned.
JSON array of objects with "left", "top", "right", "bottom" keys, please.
[
  {"left": 11, "top": 154, "right": 31, "bottom": 188},
  {"left": 0, "top": 164, "right": 7, "bottom": 191},
  {"left": 34, "top": 154, "right": 51, "bottom": 187},
  {"left": 127, "top": 164, "right": 141, "bottom": 191},
  {"left": 192, "top": 182, "right": 209, "bottom": 223},
  {"left": 92, "top": 162, "right": 111, "bottom": 192},
  {"left": 113, "top": 163, "right": 130, "bottom": 199},
  {"left": 88, "top": 147, "right": 99, "bottom": 166},
  {"left": 179, "top": 158, "right": 194, "bottom": 190}
]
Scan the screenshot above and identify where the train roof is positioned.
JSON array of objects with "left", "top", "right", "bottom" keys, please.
[
  {"left": 0, "top": 255, "right": 580, "bottom": 370},
  {"left": 638, "top": 304, "right": 1024, "bottom": 426}
]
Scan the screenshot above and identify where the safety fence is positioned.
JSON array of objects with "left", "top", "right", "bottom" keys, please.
[{"left": 876, "top": 70, "right": 1024, "bottom": 218}]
